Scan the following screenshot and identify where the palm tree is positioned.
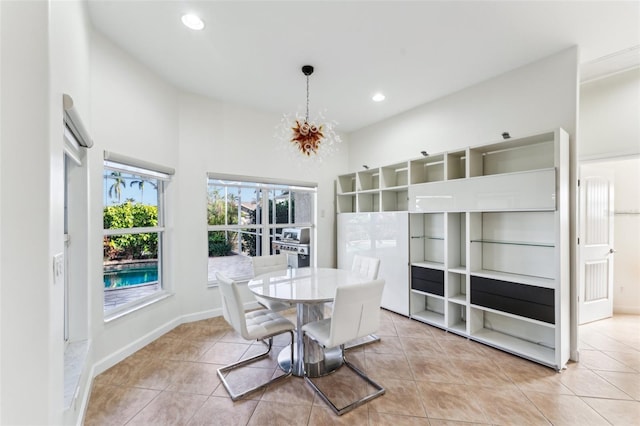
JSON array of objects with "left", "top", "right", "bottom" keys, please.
[
  {"left": 108, "top": 172, "right": 126, "bottom": 203},
  {"left": 130, "top": 179, "right": 158, "bottom": 204}
]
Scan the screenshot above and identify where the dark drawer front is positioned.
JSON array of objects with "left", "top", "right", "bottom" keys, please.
[
  {"left": 471, "top": 276, "right": 555, "bottom": 324},
  {"left": 411, "top": 266, "right": 444, "bottom": 296}
]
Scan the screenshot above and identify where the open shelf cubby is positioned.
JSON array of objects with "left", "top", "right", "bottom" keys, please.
[
  {"left": 357, "top": 192, "right": 380, "bottom": 213},
  {"left": 410, "top": 212, "right": 445, "bottom": 265},
  {"left": 357, "top": 169, "right": 380, "bottom": 191},
  {"left": 469, "top": 211, "right": 555, "bottom": 281},
  {"left": 410, "top": 154, "right": 445, "bottom": 184},
  {"left": 336, "top": 194, "right": 356, "bottom": 214},
  {"left": 381, "top": 162, "right": 409, "bottom": 189},
  {"left": 446, "top": 150, "right": 466, "bottom": 180},
  {"left": 447, "top": 272, "right": 467, "bottom": 304},
  {"left": 467, "top": 132, "right": 555, "bottom": 178},
  {"left": 381, "top": 189, "right": 408, "bottom": 212},
  {"left": 447, "top": 302, "right": 467, "bottom": 335},
  {"left": 411, "top": 291, "right": 445, "bottom": 328},
  {"left": 337, "top": 173, "right": 356, "bottom": 194},
  {"left": 469, "top": 306, "right": 556, "bottom": 368}
]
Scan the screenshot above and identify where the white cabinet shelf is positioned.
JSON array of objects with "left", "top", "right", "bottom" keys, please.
[
  {"left": 411, "top": 309, "right": 445, "bottom": 327},
  {"left": 470, "top": 328, "right": 556, "bottom": 367},
  {"left": 336, "top": 128, "right": 569, "bottom": 371},
  {"left": 448, "top": 294, "right": 467, "bottom": 305},
  {"left": 411, "top": 261, "right": 445, "bottom": 270},
  {"left": 470, "top": 304, "right": 556, "bottom": 328},
  {"left": 411, "top": 288, "right": 444, "bottom": 299},
  {"left": 471, "top": 239, "right": 554, "bottom": 248}
]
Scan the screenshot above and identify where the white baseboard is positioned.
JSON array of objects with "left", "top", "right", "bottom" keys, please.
[
  {"left": 78, "top": 300, "right": 262, "bottom": 425},
  {"left": 614, "top": 306, "right": 640, "bottom": 315},
  {"left": 92, "top": 301, "right": 260, "bottom": 376},
  {"left": 92, "top": 316, "right": 181, "bottom": 376}
]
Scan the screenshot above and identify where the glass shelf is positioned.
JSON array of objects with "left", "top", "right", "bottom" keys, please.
[
  {"left": 470, "top": 239, "right": 554, "bottom": 248},
  {"left": 411, "top": 236, "right": 444, "bottom": 240}
]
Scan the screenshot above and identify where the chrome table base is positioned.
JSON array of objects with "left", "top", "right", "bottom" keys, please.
[{"left": 276, "top": 302, "right": 343, "bottom": 377}]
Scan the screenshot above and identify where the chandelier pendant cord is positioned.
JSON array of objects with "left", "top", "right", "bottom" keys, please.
[
  {"left": 305, "top": 74, "right": 310, "bottom": 123},
  {"left": 279, "top": 64, "right": 341, "bottom": 158}
]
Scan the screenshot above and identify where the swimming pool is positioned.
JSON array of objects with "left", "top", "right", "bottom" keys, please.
[{"left": 103, "top": 267, "right": 158, "bottom": 289}]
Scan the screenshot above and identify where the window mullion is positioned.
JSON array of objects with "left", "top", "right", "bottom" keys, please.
[
  {"left": 104, "top": 226, "right": 164, "bottom": 236},
  {"left": 261, "top": 188, "right": 270, "bottom": 256}
]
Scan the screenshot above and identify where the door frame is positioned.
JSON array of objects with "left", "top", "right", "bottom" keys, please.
[
  {"left": 578, "top": 162, "right": 615, "bottom": 324},
  {"left": 576, "top": 153, "right": 639, "bottom": 354}
]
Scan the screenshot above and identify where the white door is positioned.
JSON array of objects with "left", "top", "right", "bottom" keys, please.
[{"left": 578, "top": 164, "right": 615, "bottom": 324}]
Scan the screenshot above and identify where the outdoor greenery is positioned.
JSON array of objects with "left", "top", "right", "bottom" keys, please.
[
  {"left": 208, "top": 231, "right": 233, "bottom": 257},
  {"left": 207, "top": 188, "right": 239, "bottom": 256},
  {"left": 206, "top": 186, "right": 297, "bottom": 257},
  {"left": 103, "top": 202, "right": 158, "bottom": 260}
]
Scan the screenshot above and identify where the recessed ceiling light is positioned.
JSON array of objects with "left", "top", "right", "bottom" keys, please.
[
  {"left": 181, "top": 14, "right": 205, "bottom": 30},
  {"left": 372, "top": 93, "right": 386, "bottom": 102}
]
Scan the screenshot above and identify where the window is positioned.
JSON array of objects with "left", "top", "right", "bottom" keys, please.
[
  {"left": 103, "top": 153, "right": 173, "bottom": 316},
  {"left": 207, "top": 175, "right": 316, "bottom": 283}
]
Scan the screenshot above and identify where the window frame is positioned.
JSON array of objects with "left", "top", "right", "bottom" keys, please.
[
  {"left": 207, "top": 174, "right": 317, "bottom": 285},
  {"left": 102, "top": 155, "right": 173, "bottom": 321}
]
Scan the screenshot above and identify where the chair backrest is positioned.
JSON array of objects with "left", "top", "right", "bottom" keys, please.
[
  {"left": 216, "top": 272, "right": 249, "bottom": 340},
  {"left": 351, "top": 255, "right": 380, "bottom": 280},
  {"left": 251, "top": 254, "right": 288, "bottom": 276},
  {"left": 327, "top": 279, "right": 385, "bottom": 348}
]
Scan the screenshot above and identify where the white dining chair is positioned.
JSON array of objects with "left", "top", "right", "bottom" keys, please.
[
  {"left": 351, "top": 254, "right": 381, "bottom": 280},
  {"left": 215, "top": 272, "right": 295, "bottom": 401},
  {"left": 251, "top": 254, "right": 293, "bottom": 312},
  {"left": 344, "top": 255, "right": 382, "bottom": 348},
  {"left": 301, "top": 279, "right": 386, "bottom": 416}
]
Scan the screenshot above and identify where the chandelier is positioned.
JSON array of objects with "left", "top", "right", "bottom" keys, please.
[{"left": 277, "top": 65, "right": 341, "bottom": 160}]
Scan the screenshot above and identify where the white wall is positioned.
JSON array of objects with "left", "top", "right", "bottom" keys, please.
[
  {"left": 0, "top": 2, "right": 51, "bottom": 423},
  {"left": 89, "top": 31, "right": 182, "bottom": 369},
  {"left": 347, "top": 48, "right": 579, "bottom": 169},
  {"left": 579, "top": 68, "right": 640, "bottom": 160},
  {"left": 49, "top": 2, "right": 93, "bottom": 424},
  {"left": 1, "top": 0, "right": 92, "bottom": 424},
  {"left": 609, "top": 158, "right": 640, "bottom": 314},
  {"left": 174, "top": 93, "right": 344, "bottom": 315}
]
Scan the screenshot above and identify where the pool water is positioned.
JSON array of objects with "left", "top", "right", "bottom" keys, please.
[{"left": 104, "top": 267, "right": 158, "bottom": 288}]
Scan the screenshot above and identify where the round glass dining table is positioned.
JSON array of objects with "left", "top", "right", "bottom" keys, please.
[{"left": 248, "top": 267, "right": 371, "bottom": 377}]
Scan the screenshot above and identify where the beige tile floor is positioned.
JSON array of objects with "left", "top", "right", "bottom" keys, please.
[{"left": 84, "top": 312, "right": 640, "bottom": 425}]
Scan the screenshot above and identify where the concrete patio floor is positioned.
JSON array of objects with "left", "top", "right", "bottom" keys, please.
[{"left": 104, "top": 254, "right": 253, "bottom": 312}]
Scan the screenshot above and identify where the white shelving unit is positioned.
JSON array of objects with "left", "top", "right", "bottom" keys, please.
[{"left": 336, "top": 128, "right": 570, "bottom": 370}]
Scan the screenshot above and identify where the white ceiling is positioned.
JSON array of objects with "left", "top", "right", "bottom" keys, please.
[{"left": 87, "top": 1, "right": 640, "bottom": 133}]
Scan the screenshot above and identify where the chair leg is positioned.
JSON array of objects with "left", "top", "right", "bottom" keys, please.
[
  {"left": 344, "top": 333, "right": 381, "bottom": 350},
  {"left": 303, "top": 345, "right": 385, "bottom": 416},
  {"left": 217, "top": 330, "right": 295, "bottom": 401}
]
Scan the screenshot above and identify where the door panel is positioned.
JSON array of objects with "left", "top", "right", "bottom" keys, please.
[
  {"left": 337, "top": 212, "right": 409, "bottom": 315},
  {"left": 579, "top": 165, "right": 614, "bottom": 324}
]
